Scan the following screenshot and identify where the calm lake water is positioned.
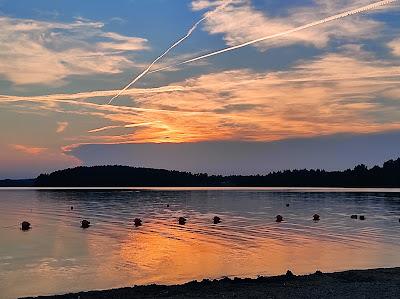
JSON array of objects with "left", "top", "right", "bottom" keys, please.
[{"left": 1, "top": 188, "right": 400, "bottom": 299}]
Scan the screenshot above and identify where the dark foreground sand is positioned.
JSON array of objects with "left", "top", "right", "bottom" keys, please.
[{"left": 23, "top": 267, "right": 400, "bottom": 299}]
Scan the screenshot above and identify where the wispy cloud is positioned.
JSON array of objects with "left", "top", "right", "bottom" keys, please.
[
  {"left": 1, "top": 144, "right": 80, "bottom": 178},
  {"left": 98, "top": 32, "right": 149, "bottom": 51},
  {"left": 108, "top": 0, "right": 234, "bottom": 104},
  {"left": 192, "top": 0, "right": 394, "bottom": 50},
  {"left": 4, "top": 45, "right": 398, "bottom": 149},
  {"left": 0, "top": 0, "right": 398, "bottom": 177},
  {"left": 0, "top": 16, "right": 149, "bottom": 85},
  {"left": 152, "top": 0, "right": 397, "bottom": 73},
  {"left": 87, "top": 126, "right": 121, "bottom": 133},
  {"left": 0, "top": 86, "right": 185, "bottom": 103},
  {"left": 56, "top": 122, "right": 69, "bottom": 133},
  {"left": 388, "top": 38, "right": 400, "bottom": 56},
  {"left": 88, "top": 122, "right": 154, "bottom": 133},
  {"left": 11, "top": 144, "right": 48, "bottom": 155}
]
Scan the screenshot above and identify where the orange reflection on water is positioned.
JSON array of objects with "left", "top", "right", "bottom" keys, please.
[
  {"left": 118, "top": 220, "right": 399, "bottom": 286},
  {"left": 2, "top": 189, "right": 400, "bottom": 299}
]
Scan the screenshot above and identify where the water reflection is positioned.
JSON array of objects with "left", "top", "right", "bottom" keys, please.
[{"left": 0, "top": 189, "right": 399, "bottom": 299}]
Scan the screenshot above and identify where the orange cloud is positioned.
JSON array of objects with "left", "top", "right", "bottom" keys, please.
[
  {"left": 1, "top": 143, "right": 80, "bottom": 177},
  {"left": 11, "top": 144, "right": 48, "bottom": 155},
  {"left": 0, "top": 85, "right": 184, "bottom": 103},
  {"left": 56, "top": 122, "right": 69, "bottom": 133},
  {"left": 1, "top": 47, "right": 400, "bottom": 149}
]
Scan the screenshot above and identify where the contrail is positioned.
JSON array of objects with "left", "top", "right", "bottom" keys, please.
[
  {"left": 108, "top": 0, "right": 234, "bottom": 104},
  {"left": 149, "top": 0, "right": 398, "bottom": 74},
  {"left": 88, "top": 122, "right": 154, "bottom": 133}
]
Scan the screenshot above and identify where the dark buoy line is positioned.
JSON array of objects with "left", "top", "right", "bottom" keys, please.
[
  {"left": 16, "top": 204, "right": 398, "bottom": 234},
  {"left": 81, "top": 220, "right": 90, "bottom": 229},
  {"left": 351, "top": 214, "right": 368, "bottom": 221},
  {"left": 134, "top": 218, "right": 142, "bottom": 227},
  {"left": 21, "top": 221, "right": 31, "bottom": 231}
]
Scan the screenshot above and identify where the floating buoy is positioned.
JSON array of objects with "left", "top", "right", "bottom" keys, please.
[
  {"left": 21, "top": 221, "right": 31, "bottom": 231},
  {"left": 81, "top": 220, "right": 90, "bottom": 228},
  {"left": 351, "top": 215, "right": 358, "bottom": 219},
  {"left": 134, "top": 218, "right": 142, "bottom": 227},
  {"left": 213, "top": 216, "right": 221, "bottom": 224},
  {"left": 276, "top": 215, "right": 283, "bottom": 222},
  {"left": 178, "top": 217, "right": 187, "bottom": 225},
  {"left": 313, "top": 214, "right": 320, "bottom": 221},
  {"left": 359, "top": 215, "right": 366, "bottom": 220}
]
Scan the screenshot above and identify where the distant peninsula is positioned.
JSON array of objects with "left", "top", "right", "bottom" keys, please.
[{"left": 6, "top": 157, "right": 393, "bottom": 187}]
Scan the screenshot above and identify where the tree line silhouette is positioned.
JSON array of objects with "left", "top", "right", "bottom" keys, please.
[
  {"left": 34, "top": 158, "right": 400, "bottom": 187},
  {"left": 0, "top": 179, "right": 35, "bottom": 187}
]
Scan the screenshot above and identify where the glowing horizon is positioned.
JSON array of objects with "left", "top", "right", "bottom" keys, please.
[{"left": 0, "top": 0, "right": 399, "bottom": 177}]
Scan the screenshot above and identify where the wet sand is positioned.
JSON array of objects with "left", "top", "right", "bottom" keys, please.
[{"left": 23, "top": 267, "right": 400, "bottom": 299}]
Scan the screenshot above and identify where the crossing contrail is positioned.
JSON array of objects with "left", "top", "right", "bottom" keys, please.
[
  {"left": 108, "top": 0, "right": 234, "bottom": 104},
  {"left": 149, "top": 0, "right": 398, "bottom": 74}
]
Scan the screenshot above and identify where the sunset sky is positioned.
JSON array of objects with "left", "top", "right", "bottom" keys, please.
[{"left": 1, "top": 0, "right": 400, "bottom": 178}]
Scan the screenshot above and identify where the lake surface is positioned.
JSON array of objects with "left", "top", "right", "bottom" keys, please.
[{"left": 1, "top": 188, "right": 400, "bottom": 299}]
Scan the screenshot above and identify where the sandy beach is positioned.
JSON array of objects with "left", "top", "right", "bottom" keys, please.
[{"left": 22, "top": 267, "right": 400, "bottom": 299}]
